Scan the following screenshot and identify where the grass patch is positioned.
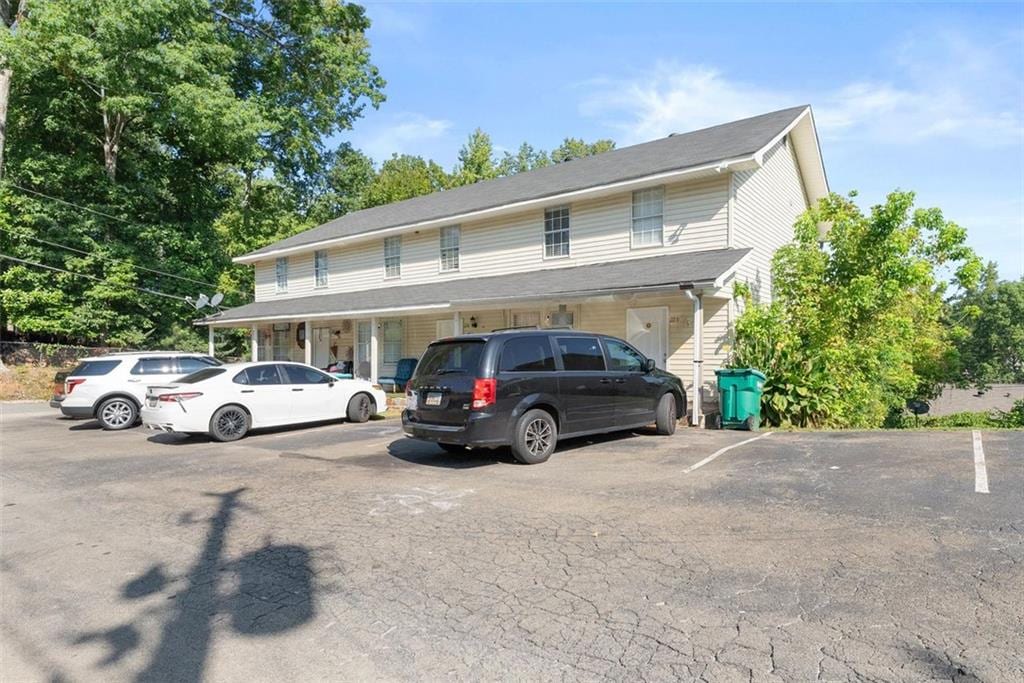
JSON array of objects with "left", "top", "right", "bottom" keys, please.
[{"left": 0, "top": 365, "right": 68, "bottom": 401}]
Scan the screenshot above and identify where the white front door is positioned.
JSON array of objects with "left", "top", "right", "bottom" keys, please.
[
  {"left": 436, "top": 319, "right": 455, "bottom": 341},
  {"left": 312, "top": 327, "right": 331, "bottom": 369},
  {"left": 626, "top": 307, "right": 669, "bottom": 370},
  {"left": 355, "top": 321, "right": 371, "bottom": 379}
]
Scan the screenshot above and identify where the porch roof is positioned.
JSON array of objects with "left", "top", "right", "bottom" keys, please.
[{"left": 202, "top": 247, "right": 750, "bottom": 326}]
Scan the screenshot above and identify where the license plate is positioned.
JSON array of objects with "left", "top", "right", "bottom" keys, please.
[{"left": 425, "top": 392, "right": 443, "bottom": 407}]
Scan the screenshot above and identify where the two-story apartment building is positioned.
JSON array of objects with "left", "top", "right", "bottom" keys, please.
[{"left": 203, "top": 105, "right": 827, "bottom": 423}]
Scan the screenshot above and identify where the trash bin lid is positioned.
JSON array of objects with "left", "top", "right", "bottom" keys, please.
[{"left": 715, "top": 367, "right": 767, "bottom": 381}]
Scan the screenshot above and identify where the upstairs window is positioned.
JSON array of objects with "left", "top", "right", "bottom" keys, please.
[
  {"left": 631, "top": 187, "right": 664, "bottom": 248},
  {"left": 275, "top": 257, "right": 288, "bottom": 292},
  {"left": 314, "top": 250, "right": 329, "bottom": 288},
  {"left": 440, "top": 225, "right": 460, "bottom": 272},
  {"left": 384, "top": 236, "right": 401, "bottom": 278},
  {"left": 544, "top": 206, "right": 570, "bottom": 258}
]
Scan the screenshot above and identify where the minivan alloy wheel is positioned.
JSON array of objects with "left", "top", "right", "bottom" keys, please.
[{"left": 524, "top": 418, "right": 553, "bottom": 456}]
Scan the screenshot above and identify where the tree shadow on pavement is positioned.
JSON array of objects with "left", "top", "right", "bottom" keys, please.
[{"left": 72, "top": 488, "right": 316, "bottom": 682}]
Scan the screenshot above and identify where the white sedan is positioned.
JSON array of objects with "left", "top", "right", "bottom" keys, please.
[{"left": 141, "top": 362, "right": 388, "bottom": 441}]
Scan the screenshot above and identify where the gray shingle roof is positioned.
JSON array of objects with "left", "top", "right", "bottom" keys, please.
[
  {"left": 207, "top": 248, "right": 750, "bottom": 324},
  {"left": 242, "top": 106, "right": 808, "bottom": 258}
]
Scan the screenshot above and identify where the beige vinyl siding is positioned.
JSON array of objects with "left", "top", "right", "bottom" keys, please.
[
  {"left": 250, "top": 175, "right": 730, "bottom": 302},
  {"left": 730, "top": 137, "right": 808, "bottom": 303}
]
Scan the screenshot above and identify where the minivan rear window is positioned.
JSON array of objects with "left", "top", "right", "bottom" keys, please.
[
  {"left": 417, "top": 341, "right": 484, "bottom": 376},
  {"left": 69, "top": 360, "right": 121, "bottom": 376},
  {"left": 178, "top": 368, "right": 227, "bottom": 384}
]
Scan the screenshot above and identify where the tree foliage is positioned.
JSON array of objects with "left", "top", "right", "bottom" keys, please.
[
  {"left": 729, "top": 191, "right": 982, "bottom": 428},
  {"left": 949, "top": 264, "right": 1024, "bottom": 386}
]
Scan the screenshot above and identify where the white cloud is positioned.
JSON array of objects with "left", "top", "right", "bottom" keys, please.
[
  {"left": 352, "top": 112, "right": 454, "bottom": 165},
  {"left": 580, "top": 31, "right": 1023, "bottom": 149}
]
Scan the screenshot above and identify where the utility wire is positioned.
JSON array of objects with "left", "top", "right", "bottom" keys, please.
[{"left": 0, "top": 253, "right": 192, "bottom": 303}]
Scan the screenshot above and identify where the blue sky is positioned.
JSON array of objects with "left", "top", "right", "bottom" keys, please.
[{"left": 345, "top": 2, "right": 1024, "bottom": 280}]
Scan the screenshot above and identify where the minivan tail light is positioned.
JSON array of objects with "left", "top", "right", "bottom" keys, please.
[
  {"left": 471, "top": 378, "right": 497, "bottom": 410},
  {"left": 65, "top": 378, "right": 86, "bottom": 394},
  {"left": 158, "top": 392, "right": 203, "bottom": 402}
]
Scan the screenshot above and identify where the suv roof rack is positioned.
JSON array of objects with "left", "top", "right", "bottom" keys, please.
[{"left": 490, "top": 325, "right": 541, "bottom": 332}]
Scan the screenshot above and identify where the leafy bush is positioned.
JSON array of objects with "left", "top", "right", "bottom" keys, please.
[
  {"left": 884, "top": 401, "right": 1024, "bottom": 429},
  {"left": 730, "top": 191, "right": 981, "bottom": 429}
]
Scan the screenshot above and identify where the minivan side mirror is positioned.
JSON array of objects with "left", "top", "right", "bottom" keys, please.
[{"left": 644, "top": 358, "right": 656, "bottom": 373}]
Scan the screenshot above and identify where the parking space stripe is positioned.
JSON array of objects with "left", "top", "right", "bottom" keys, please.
[
  {"left": 972, "top": 430, "right": 989, "bottom": 494},
  {"left": 683, "top": 432, "right": 773, "bottom": 474}
]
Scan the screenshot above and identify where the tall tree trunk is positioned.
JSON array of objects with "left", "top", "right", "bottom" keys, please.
[
  {"left": 99, "top": 86, "right": 125, "bottom": 181},
  {"left": 0, "top": 67, "right": 10, "bottom": 179}
]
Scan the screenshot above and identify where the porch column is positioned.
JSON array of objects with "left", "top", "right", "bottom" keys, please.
[
  {"left": 691, "top": 292, "right": 704, "bottom": 426},
  {"left": 303, "top": 320, "right": 312, "bottom": 366},
  {"left": 250, "top": 325, "right": 259, "bottom": 362},
  {"left": 452, "top": 311, "right": 462, "bottom": 335},
  {"left": 208, "top": 326, "right": 215, "bottom": 357},
  {"left": 369, "top": 316, "right": 379, "bottom": 384}
]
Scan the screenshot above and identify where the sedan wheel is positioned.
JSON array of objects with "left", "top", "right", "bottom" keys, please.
[
  {"left": 347, "top": 394, "right": 373, "bottom": 423},
  {"left": 210, "top": 405, "right": 250, "bottom": 442},
  {"left": 97, "top": 397, "right": 138, "bottom": 430}
]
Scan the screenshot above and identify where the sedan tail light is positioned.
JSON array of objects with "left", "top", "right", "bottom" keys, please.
[
  {"left": 157, "top": 392, "right": 203, "bottom": 402},
  {"left": 65, "top": 378, "right": 86, "bottom": 394},
  {"left": 471, "top": 378, "right": 497, "bottom": 410}
]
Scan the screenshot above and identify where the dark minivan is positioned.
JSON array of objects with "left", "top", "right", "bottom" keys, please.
[{"left": 401, "top": 329, "right": 686, "bottom": 464}]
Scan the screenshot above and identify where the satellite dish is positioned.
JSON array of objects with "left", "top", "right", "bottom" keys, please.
[
  {"left": 210, "top": 292, "right": 224, "bottom": 307},
  {"left": 195, "top": 293, "right": 210, "bottom": 310}
]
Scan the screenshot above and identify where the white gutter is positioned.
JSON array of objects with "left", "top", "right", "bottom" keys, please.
[{"left": 233, "top": 155, "right": 760, "bottom": 264}]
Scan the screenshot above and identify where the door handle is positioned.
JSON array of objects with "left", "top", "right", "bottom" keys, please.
[
  {"left": 599, "top": 378, "right": 611, "bottom": 384},
  {"left": 292, "top": 388, "right": 303, "bottom": 392},
  {"left": 241, "top": 389, "right": 254, "bottom": 394},
  {"left": 614, "top": 378, "right": 626, "bottom": 384}
]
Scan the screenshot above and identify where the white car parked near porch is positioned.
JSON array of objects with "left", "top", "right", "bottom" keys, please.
[{"left": 141, "top": 362, "right": 387, "bottom": 441}]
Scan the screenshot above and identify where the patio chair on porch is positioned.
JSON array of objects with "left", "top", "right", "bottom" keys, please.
[{"left": 378, "top": 358, "right": 418, "bottom": 392}]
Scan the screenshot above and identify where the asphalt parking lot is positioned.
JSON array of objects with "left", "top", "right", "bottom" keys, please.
[{"left": 1, "top": 402, "right": 1021, "bottom": 682}]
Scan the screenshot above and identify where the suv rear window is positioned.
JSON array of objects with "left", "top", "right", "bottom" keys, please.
[
  {"left": 69, "top": 360, "right": 121, "bottom": 376},
  {"left": 557, "top": 337, "right": 606, "bottom": 371},
  {"left": 417, "top": 341, "right": 484, "bottom": 377},
  {"left": 178, "top": 368, "right": 227, "bottom": 384},
  {"left": 177, "top": 356, "right": 220, "bottom": 374},
  {"left": 499, "top": 336, "right": 555, "bottom": 372}
]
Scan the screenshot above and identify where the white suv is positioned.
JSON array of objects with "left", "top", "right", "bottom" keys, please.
[{"left": 52, "top": 352, "right": 221, "bottom": 430}]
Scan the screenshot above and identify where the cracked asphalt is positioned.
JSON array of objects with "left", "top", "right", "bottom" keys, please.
[{"left": 1, "top": 402, "right": 1021, "bottom": 682}]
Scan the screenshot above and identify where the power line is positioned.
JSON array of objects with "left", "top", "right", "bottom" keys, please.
[
  {"left": 0, "top": 227, "right": 232, "bottom": 292},
  {"left": 7, "top": 183, "right": 138, "bottom": 225},
  {"left": 0, "top": 253, "right": 191, "bottom": 303}
]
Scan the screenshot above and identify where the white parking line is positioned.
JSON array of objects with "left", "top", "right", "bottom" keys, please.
[
  {"left": 972, "top": 430, "right": 989, "bottom": 494},
  {"left": 683, "top": 432, "right": 773, "bottom": 474}
]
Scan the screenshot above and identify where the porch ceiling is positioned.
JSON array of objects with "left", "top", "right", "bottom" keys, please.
[{"left": 202, "top": 247, "right": 751, "bottom": 326}]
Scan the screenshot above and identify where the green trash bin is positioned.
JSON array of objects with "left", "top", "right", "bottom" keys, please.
[{"left": 713, "top": 368, "right": 766, "bottom": 431}]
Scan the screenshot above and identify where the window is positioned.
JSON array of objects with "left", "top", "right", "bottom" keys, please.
[
  {"left": 382, "top": 320, "right": 403, "bottom": 364},
  {"left": 275, "top": 257, "right": 288, "bottom": 292},
  {"left": 314, "top": 250, "right": 329, "bottom": 288},
  {"left": 68, "top": 360, "right": 121, "bottom": 376},
  {"left": 282, "top": 364, "right": 332, "bottom": 384},
  {"left": 544, "top": 206, "right": 570, "bottom": 258},
  {"left": 384, "top": 237, "right": 401, "bottom": 278},
  {"left": 179, "top": 368, "right": 226, "bottom": 384},
  {"left": 131, "top": 358, "right": 177, "bottom": 375},
  {"left": 631, "top": 187, "right": 664, "bottom": 248},
  {"left": 500, "top": 336, "right": 556, "bottom": 372},
  {"left": 236, "top": 365, "right": 284, "bottom": 385},
  {"left": 417, "top": 340, "right": 484, "bottom": 376},
  {"left": 177, "top": 357, "right": 219, "bottom": 375},
  {"left": 557, "top": 337, "right": 606, "bottom": 371},
  {"left": 511, "top": 311, "right": 540, "bottom": 328},
  {"left": 604, "top": 339, "right": 646, "bottom": 372},
  {"left": 440, "top": 225, "right": 460, "bottom": 272},
  {"left": 272, "top": 328, "right": 290, "bottom": 361}
]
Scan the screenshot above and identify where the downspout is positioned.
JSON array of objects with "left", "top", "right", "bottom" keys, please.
[{"left": 682, "top": 288, "right": 703, "bottom": 427}]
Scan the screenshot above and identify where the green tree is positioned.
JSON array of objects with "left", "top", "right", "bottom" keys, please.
[
  {"left": 307, "top": 143, "right": 376, "bottom": 224},
  {"left": 950, "top": 264, "right": 1024, "bottom": 386},
  {"left": 550, "top": 137, "right": 615, "bottom": 164},
  {"left": 0, "top": 0, "right": 382, "bottom": 346},
  {"left": 451, "top": 128, "right": 498, "bottom": 186},
  {"left": 498, "top": 142, "right": 550, "bottom": 176},
  {"left": 361, "top": 154, "right": 450, "bottom": 208},
  {"left": 729, "top": 191, "right": 981, "bottom": 428}
]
